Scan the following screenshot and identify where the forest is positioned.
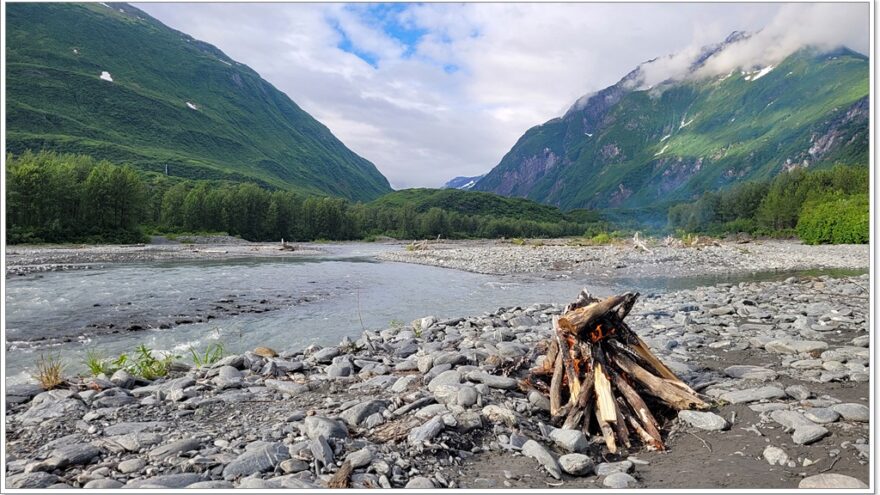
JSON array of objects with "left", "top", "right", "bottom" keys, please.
[
  {"left": 5, "top": 151, "right": 593, "bottom": 244},
  {"left": 667, "top": 164, "right": 869, "bottom": 244},
  {"left": 6, "top": 151, "right": 868, "bottom": 245}
]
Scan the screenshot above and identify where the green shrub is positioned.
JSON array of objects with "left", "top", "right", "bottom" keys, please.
[
  {"left": 796, "top": 194, "right": 868, "bottom": 244},
  {"left": 591, "top": 232, "right": 613, "bottom": 245},
  {"left": 84, "top": 349, "right": 115, "bottom": 376}
]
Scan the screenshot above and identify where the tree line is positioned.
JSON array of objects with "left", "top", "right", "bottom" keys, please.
[
  {"left": 667, "top": 164, "right": 868, "bottom": 244},
  {"left": 6, "top": 151, "right": 590, "bottom": 244}
]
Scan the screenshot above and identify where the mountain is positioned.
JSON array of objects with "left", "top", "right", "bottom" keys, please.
[
  {"left": 443, "top": 175, "right": 485, "bottom": 190},
  {"left": 5, "top": 2, "right": 392, "bottom": 201},
  {"left": 474, "top": 41, "right": 869, "bottom": 211}
]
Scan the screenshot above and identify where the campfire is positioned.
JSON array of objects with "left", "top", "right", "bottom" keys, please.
[{"left": 526, "top": 290, "right": 709, "bottom": 453}]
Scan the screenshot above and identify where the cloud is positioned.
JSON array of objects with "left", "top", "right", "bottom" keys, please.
[
  {"left": 696, "top": 3, "right": 869, "bottom": 78},
  {"left": 134, "top": 3, "right": 868, "bottom": 189},
  {"left": 634, "top": 3, "right": 869, "bottom": 87}
]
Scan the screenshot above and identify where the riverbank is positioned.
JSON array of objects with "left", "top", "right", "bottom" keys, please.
[
  {"left": 5, "top": 273, "right": 869, "bottom": 489},
  {"left": 5, "top": 241, "right": 326, "bottom": 277},
  {"left": 378, "top": 239, "right": 870, "bottom": 279}
]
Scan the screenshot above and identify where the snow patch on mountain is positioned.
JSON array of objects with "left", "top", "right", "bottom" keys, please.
[{"left": 443, "top": 175, "right": 485, "bottom": 190}]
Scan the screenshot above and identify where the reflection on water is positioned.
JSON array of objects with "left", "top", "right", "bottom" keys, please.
[{"left": 4, "top": 243, "right": 866, "bottom": 382}]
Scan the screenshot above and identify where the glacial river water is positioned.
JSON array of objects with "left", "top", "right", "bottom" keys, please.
[{"left": 4, "top": 243, "right": 865, "bottom": 382}]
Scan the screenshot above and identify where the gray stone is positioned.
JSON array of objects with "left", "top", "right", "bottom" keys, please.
[
  {"left": 83, "top": 479, "right": 124, "bottom": 489},
  {"left": 790, "top": 359, "right": 823, "bottom": 369},
  {"left": 326, "top": 361, "right": 353, "bottom": 378},
  {"left": 417, "top": 355, "right": 434, "bottom": 373},
  {"left": 521, "top": 440, "right": 561, "bottom": 480},
  {"left": 6, "top": 383, "right": 44, "bottom": 401},
  {"left": 279, "top": 459, "right": 310, "bottom": 474},
  {"left": 312, "top": 346, "right": 340, "bottom": 363},
  {"left": 103, "top": 432, "right": 164, "bottom": 452},
  {"left": 427, "top": 370, "right": 461, "bottom": 392},
  {"left": 110, "top": 369, "right": 136, "bottom": 389},
  {"left": 799, "top": 474, "right": 867, "bottom": 488},
  {"left": 678, "top": 410, "right": 729, "bottom": 431},
  {"left": 456, "top": 411, "right": 483, "bottom": 432},
  {"left": 92, "top": 393, "right": 137, "bottom": 408},
  {"left": 390, "top": 375, "right": 418, "bottom": 393},
  {"left": 340, "top": 400, "right": 388, "bottom": 427},
  {"left": 223, "top": 442, "right": 289, "bottom": 479},
  {"left": 125, "top": 473, "right": 204, "bottom": 488},
  {"left": 434, "top": 352, "right": 466, "bottom": 367},
  {"left": 346, "top": 447, "right": 374, "bottom": 469},
  {"left": 770, "top": 410, "right": 813, "bottom": 429},
  {"left": 595, "top": 460, "right": 634, "bottom": 476},
  {"left": 415, "top": 404, "right": 448, "bottom": 419},
  {"left": 548, "top": 428, "right": 588, "bottom": 453},
  {"left": 408, "top": 416, "right": 444, "bottom": 446},
  {"left": 481, "top": 405, "right": 517, "bottom": 426},
  {"left": 117, "top": 458, "right": 146, "bottom": 474},
  {"left": 765, "top": 339, "right": 828, "bottom": 354},
  {"left": 792, "top": 425, "right": 829, "bottom": 445},
  {"left": 20, "top": 397, "right": 86, "bottom": 424},
  {"left": 496, "top": 342, "right": 528, "bottom": 357},
  {"left": 457, "top": 385, "right": 479, "bottom": 407},
  {"left": 720, "top": 386, "right": 786, "bottom": 404},
  {"left": 130, "top": 377, "right": 195, "bottom": 397},
  {"left": 559, "top": 453, "right": 594, "bottom": 476},
  {"left": 148, "top": 438, "right": 201, "bottom": 459},
  {"left": 762, "top": 446, "right": 789, "bottom": 466},
  {"left": 468, "top": 371, "right": 518, "bottom": 390},
  {"left": 265, "top": 379, "right": 308, "bottom": 396},
  {"left": 310, "top": 437, "right": 334, "bottom": 469},
  {"left": 47, "top": 443, "right": 101, "bottom": 468},
  {"left": 213, "top": 366, "right": 243, "bottom": 389},
  {"left": 723, "top": 365, "right": 777, "bottom": 381},
  {"left": 831, "top": 403, "right": 869, "bottom": 422},
  {"left": 603, "top": 472, "right": 637, "bottom": 489},
  {"left": 304, "top": 416, "right": 348, "bottom": 440},
  {"left": 804, "top": 408, "right": 840, "bottom": 424},
  {"left": 405, "top": 476, "right": 435, "bottom": 488},
  {"left": 784, "top": 385, "right": 811, "bottom": 400},
  {"left": 6, "top": 472, "right": 59, "bottom": 489},
  {"left": 528, "top": 390, "right": 551, "bottom": 412},
  {"left": 709, "top": 306, "right": 734, "bottom": 316}
]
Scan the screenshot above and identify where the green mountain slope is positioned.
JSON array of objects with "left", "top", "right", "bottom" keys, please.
[
  {"left": 5, "top": 2, "right": 392, "bottom": 201},
  {"left": 474, "top": 45, "right": 869, "bottom": 210},
  {"left": 370, "top": 188, "right": 569, "bottom": 223}
]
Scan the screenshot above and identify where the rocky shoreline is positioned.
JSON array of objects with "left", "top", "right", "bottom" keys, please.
[
  {"left": 5, "top": 242, "right": 324, "bottom": 277},
  {"left": 378, "top": 239, "right": 869, "bottom": 279},
  {"left": 5, "top": 273, "right": 869, "bottom": 489}
]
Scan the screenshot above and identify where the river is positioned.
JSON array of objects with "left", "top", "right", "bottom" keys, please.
[{"left": 3, "top": 242, "right": 865, "bottom": 383}]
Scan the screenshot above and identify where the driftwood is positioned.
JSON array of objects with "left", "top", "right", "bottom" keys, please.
[
  {"left": 527, "top": 289, "right": 709, "bottom": 453},
  {"left": 326, "top": 460, "right": 353, "bottom": 488}
]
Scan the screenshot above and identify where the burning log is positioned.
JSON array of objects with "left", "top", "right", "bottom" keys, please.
[{"left": 527, "top": 289, "right": 708, "bottom": 453}]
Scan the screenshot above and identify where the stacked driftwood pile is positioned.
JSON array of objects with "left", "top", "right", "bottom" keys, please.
[{"left": 526, "top": 290, "right": 708, "bottom": 453}]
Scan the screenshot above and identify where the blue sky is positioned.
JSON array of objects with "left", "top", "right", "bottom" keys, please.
[{"left": 138, "top": 3, "right": 869, "bottom": 189}]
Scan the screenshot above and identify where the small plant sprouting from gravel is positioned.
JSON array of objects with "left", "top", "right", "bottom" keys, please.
[
  {"left": 81, "top": 344, "right": 177, "bottom": 380},
  {"left": 84, "top": 349, "right": 114, "bottom": 376},
  {"left": 34, "top": 353, "right": 65, "bottom": 390},
  {"left": 190, "top": 342, "right": 226, "bottom": 368}
]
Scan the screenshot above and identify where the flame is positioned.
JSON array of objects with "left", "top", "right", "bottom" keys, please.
[{"left": 589, "top": 323, "right": 616, "bottom": 343}]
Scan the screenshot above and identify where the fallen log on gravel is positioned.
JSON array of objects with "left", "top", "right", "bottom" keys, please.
[{"left": 525, "top": 289, "right": 708, "bottom": 453}]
